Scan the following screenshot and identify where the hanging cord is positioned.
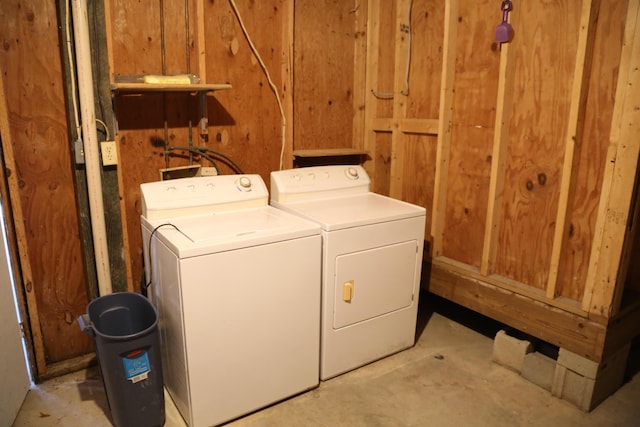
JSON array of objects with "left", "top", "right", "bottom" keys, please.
[
  {"left": 145, "top": 223, "right": 182, "bottom": 291},
  {"left": 95, "top": 118, "right": 111, "bottom": 140},
  {"left": 65, "top": 0, "right": 81, "bottom": 137},
  {"left": 228, "top": 0, "right": 287, "bottom": 170},
  {"left": 370, "top": 0, "right": 413, "bottom": 99}
]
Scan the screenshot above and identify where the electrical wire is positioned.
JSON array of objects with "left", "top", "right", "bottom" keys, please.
[
  {"left": 95, "top": 118, "right": 110, "bottom": 140},
  {"left": 167, "top": 145, "right": 245, "bottom": 174},
  {"left": 65, "top": 0, "right": 81, "bottom": 137},
  {"left": 228, "top": 0, "right": 287, "bottom": 170},
  {"left": 145, "top": 223, "right": 182, "bottom": 291},
  {"left": 370, "top": 0, "right": 413, "bottom": 99},
  {"left": 401, "top": 0, "right": 413, "bottom": 96}
]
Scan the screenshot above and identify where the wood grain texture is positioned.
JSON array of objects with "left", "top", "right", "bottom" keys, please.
[
  {"left": 0, "top": 0, "right": 92, "bottom": 365},
  {"left": 110, "top": 1, "right": 288, "bottom": 288},
  {"left": 428, "top": 262, "right": 608, "bottom": 362},
  {"left": 442, "top": 0, "right": 500, "bottom": 267},
  {"left": 555, "top": 1, "right": 626, "bottom": 301},
  {"left": 583, "top": 0, "right": 640, "bottom": 317},
  {"left": 494, "top": 0, "right": 580, "bottom": 289},
  {"left": 294, "top": 0, "right": 357, "bottom": 150}
]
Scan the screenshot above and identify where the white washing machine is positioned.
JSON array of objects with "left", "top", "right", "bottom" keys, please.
[
  {"left": 140, "top": 175, "right": 321, "bottom": 427},
  {"left": 270, "top": 165, "right": 426, "bottom": 380}
]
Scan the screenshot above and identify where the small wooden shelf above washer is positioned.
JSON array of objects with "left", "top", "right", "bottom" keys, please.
[
  {"left": 110, "top": 83, "right": 232, "bottom": 93},
  {"left": 293, "top": 148, "right": 369, "bottom": 167},
  {"left": 293, "top": 148, "right": 369, "bottom": 158}
]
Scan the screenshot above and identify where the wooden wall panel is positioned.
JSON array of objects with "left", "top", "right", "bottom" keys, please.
[
  {"left": 110, "top": 0, "right": 288, "bottom": 289},
  {"left": 0, "top": 0, "right": 92, "bottom": 364},
  {"left": 403, "top": 134, "right": 436, "bottom": 239},
  {"left": 442, "top": 0, "right": 500, "bottom": 267},
  {"left": 401, "top": 1, "right": 443, "bottom": 240},
  {"left": 109, "top": 0, "right": 164, "bottom": 74},
  {"left": 404, "top": 0, "right": 443, "bottom": 121},
  {"left": 203, "top": 0, "right": 287, "bottom": 178},
  {"left": 294, "top": 0, "right": 356, "bottom": 150},
  {"left": 372, "top": 1, "right": 396, "bottom": 120},
  {"left": 109, "top": 0, "right": 191, "bottom": 290},
  {"left": 372, "top": 133, "right": 392, "bottom": 196},
  {"left": 494, "top": 0, "right": 580, "bottom": 289},
  {"left": 556, "top": 1, "right": 627, "bottom": 300}
]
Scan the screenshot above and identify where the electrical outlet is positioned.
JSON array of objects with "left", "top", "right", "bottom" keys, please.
[{"left": 101, "top": 140, "right": 118, "bottom": 166}]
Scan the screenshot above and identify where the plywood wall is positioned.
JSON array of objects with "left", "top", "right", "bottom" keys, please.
[
  {"left": 1, "top": 0, "right": 637, "bottom": 374},
  {"left": 0, "top": 0, "right": 93, "bottom": 373},
  {"left": 108, "top": 0, "right": 291, "bottom": 289},
  {"left": 294, "top": 0, "right": 357, "bottom": 149},
  {"left": 428, "top": 0, "right": 632, "bottom": 319}
]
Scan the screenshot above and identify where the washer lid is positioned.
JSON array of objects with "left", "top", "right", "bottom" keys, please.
[
  {"left": 272, "top": 193, "right": 426, "bottom": 231},
  {"left": 145, "top": 206, "right": 321, "bottom": 258}
]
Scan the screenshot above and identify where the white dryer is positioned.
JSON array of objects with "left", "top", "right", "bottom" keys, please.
[
  {"left": 140, "top": 175, "right": 321, "bottom": 427},
  {"left": 270, "top": 165, "right": 426, "bottom": 380}
]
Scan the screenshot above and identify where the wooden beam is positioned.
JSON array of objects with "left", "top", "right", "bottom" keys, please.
[
  {"left": 434, "top": 256, "right": 588, "bottom": 317},
  {"left": 195, "top": 0, "right": 207, "bottom": 82},
  {"left": 352, "top": 0, "right": 368, "bottom": 154},
  {"left": 480, "top": 10, "right": 518, "bottom": 276},
  {"left": 362, "top": 0, "right": 382, "bottom": 185},
  {"left": 0, "top": 74, "right": 47, "bottom": 378},
  {"left": 389, "top": 0, "right": 411, "bottom": 198},
  {"left": 547, "top": 0, "right": 600, "bottom": 298},
  {"left": 104, "top": 0, "right": 115, "bottom": 85},
  {"left": 281, "top": 0, "right": 294, "bottom": 168},
  {"left": 583, "top": 1, "right": 640, "bottom": 317},
  {"left": 428, "top": 262, "right": 608, "bottom": 362},
  {"left": 431, "top": 0, "right": 458, "bottom": 257},
  {"left": 371, "top": 117, "right": 439, "bottom": 135}
]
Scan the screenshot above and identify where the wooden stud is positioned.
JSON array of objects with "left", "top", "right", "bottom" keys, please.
[
  {"left": 389, "top": 0, "right": 411, "bottom": 198},
  {"left": 583, "top": 1, "right": 640, "bottom": 317},
  {"left": 0, "top": 76, "right": 47, "bottom": 378},
  {"left": 352, "top": 0, "right": 368, "bottom": 155},
  {"left": 196, "top": 0, "right": 207, "bottom": 83},
  {"left": 371, "top": 118, "right": 439, "bottom": 135},
  {"left": 281, "top": 0, "right": 294, "bottom": 168},
  {"left": 431, "top": 0, "right": 458, "bottom": 257},
  {"left": 547, "top": 0, "right": 600, "bottom": 299},
  {"left": 104, "top": 0, "right": 115, "bottom": 85},
  {"left": 363, "top": 0, "right": 382, "bottom": 184},
  {"left": 480, "top": 8, "right": 518, "bottom": 276}
]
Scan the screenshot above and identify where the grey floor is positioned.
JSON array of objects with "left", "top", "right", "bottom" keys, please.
[{"left": 12, "top": 293, "right": 640, "bottom": 427}]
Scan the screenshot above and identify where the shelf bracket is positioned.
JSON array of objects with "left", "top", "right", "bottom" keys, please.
[{"left": 198, "top": 90, "right": 208, "bottom": 137}]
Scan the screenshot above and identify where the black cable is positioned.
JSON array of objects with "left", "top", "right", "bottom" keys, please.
[
  {"left": 167, "top": 145, "right": 245, "bottom": 174},
  {"left": 144, "top": 223, "right": 182, "bottom": 291}
]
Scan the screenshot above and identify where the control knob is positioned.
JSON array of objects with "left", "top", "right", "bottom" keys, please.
[{"left": 345, "top": 167, "right": 359, "bottom": 179}]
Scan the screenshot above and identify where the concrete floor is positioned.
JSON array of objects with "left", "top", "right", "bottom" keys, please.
[{"left": 12, "top": 293, "right": 640, "bottom": 427}]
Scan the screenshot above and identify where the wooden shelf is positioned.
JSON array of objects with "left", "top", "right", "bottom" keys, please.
[
  {"left": 110, "top": 83, "right": 232, "bottom": 94},
  {"left": 293, "top": 148, "right": 368, "bottom": 158},
  {"left": 292, "top": 148, "right": 369, "bottom": 167}
]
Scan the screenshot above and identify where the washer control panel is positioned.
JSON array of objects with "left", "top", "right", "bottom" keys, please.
[
  {"left": 270, "top": 165, "right": 370, "bottom": 202},
  {"left": 141, "top": 174, "right": 267, "bottom": 219}
]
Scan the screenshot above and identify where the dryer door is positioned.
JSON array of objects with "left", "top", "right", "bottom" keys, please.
[{"left": 333, "top": 240, "right": 417, "bottom": 329}]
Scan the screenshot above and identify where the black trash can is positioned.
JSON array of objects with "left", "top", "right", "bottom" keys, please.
[{"left": 79, "top": 292, "right": 165, "bottom": 427}]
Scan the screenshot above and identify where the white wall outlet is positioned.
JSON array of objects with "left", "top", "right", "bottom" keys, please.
[{"left": 101, "top": 140, "right": 118, "bottom": 166}]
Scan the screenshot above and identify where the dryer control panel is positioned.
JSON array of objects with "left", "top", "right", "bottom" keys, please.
[
  {"left": 271, "top": 165, "right": 371, "bottom": 203},
  {"left": 141, "top": 175, "right": 268, "bottom": 220}
]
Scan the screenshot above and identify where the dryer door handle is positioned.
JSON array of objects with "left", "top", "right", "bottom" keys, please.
[{"left": 343, "top": 280, "right": 354, "bottom": 303}]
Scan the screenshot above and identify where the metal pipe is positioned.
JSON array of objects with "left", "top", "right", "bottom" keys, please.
[{"left": 71, "top": 0, "right": 113, "bottom": 296}]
